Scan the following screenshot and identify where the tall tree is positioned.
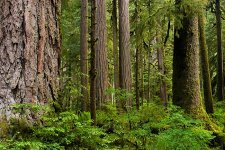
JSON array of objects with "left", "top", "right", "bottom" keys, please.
[
  {"left": 80, "top": 0, "right": 89, "bottom": 111},
  {"left": 215, "top": 0, "right": 224, "bottom": 101},
  {"left": 90, "top": 0, "right": 97, "bottom": 125},
  {"left": 173, "top": 0, "right": 203, "bottom": 115},
  {"left": 135, "top": 0, "right": 140, "bottom": 110},
  {"left": 112, "top": 0, "right": 119, "bottom": 91},
  {"left": 0, "top": 0, "right": 61, "bottom": 119},
  {"left": 118, "top": 0, "right": 132, "bottom": 109},
  {"left": 96, "top": 0, "right": 109, "bottom": 108},
  {"left": 156, "top": 32, "right": 167, "bottom": 106},
  {"left": 198, "top": 12, "right": 214, "bottom": 114}
]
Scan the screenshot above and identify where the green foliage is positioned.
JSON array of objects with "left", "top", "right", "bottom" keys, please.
[
  {"left": 0, "top": 104, "right": 107, "bottom": 149},
  {"left": 153, "top": 107, "right": 214, "bottom": 150},
  {"left": 213, "top": 102, "right": 225, "bottom": 128},
  {"left": 0, "top": 103, "right": 217, "bottom": 149},
  {"left": 97, "top": 103, "right": 214, "bottom": 149},
  {"left": 155, "top": 128, "right": 213, "bottom": 150}
]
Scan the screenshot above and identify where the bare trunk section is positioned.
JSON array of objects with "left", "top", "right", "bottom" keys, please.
[
  {"left": 198, "top": 13, "right": 214, "bottom": 114},
  {"left": 0, "top": 0, "right": 61, "bottom": 119},
  {"left": 147, "top": 0, "right": 151, "bottom": 103},
  {"left": 90, "top": 0, "right": 97, "bottom": 125},
  {"left": 112, "top": 0, "right": 119, "bottom": 97},
  {"left": 135, "top": 0, "right": 140, "bottom": 110},
  {"left": 147, "top": 50, "right": 151, "bottom": 102},
  {"left": 215, "top": 0, "right": 224, "bottom": 101},
  {"left": 156, "top": 33, "right": 167, "bottom": 106},
  {"left": 118, "top": 0, "right": 132, "bottom": 109},
  {"left": 96, "top": 0, "right": 109, "bottom": 108},
  {"left": 80, "top": 0, "right": 89, "bottom": 111}
]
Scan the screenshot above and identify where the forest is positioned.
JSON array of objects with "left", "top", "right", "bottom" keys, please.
[{"left": 0, "top": 0, "right": 225, "bottom": 149}]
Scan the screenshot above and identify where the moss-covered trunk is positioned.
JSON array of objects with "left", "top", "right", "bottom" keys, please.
[
  {"left": 173, "top": 2, "right": 203, "bottom": 115},
  {"left": 198, "top": 12, "right": 214, "bottom": 114}
]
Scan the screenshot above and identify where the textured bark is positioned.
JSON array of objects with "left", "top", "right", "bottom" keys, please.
[
  {"left": 119, "top": 0, "right": 132, "bottom": 108},
  {"left": 96, "top": 0, "right": 109, "bottom": 108},
  {"left": 112, "top": 0, "right": 119, "bottom": 91},
  {"left": 215, "top": 0, "right": 224, "bottom": 101},
  {"left": 173, "top": 1, "right": 203, "bottom": 115},
  {"left": 0, "top": 0, "right": 60, "bottom": 119},
  {"left": 198, "top": 13, "right": 214, "bottom": 114},
  {"left": 90, "top": 0, "right": 97, "bottom": 125},
  {"left": 80, "top": 0, "right": 89, "bottom": 111}
]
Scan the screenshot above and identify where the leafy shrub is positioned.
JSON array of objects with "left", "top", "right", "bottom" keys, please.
[
  {"left": 152, "top": 108, "right": 214, "bottom": 150},
  {"left": 0, "top": 104, "right": 108, "bottom": 149},
  {"left": 0, "top": 103, "right": 216, "bottom": 150}
]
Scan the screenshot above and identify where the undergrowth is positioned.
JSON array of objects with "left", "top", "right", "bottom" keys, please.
[{"left": 0, "top": 103, "right": 218, "bottom": 150}]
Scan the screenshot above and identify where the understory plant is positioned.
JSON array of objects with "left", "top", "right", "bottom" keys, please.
[{"left": 0, "top": 103, "right": 216, "bottom": 150}]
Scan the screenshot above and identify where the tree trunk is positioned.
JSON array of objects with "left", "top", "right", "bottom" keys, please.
[
  {"left": 0, "top": 0, "right": 61, "bottom": 119},
  {"left": 147, "top": 50, "right": 151, "bottom": 103},
  {"left": 135, "top": 0, "right": 140, "bottom": 110},
  {"left": 215, "top": 0, "right": 224, "bottom": 101},
  {"left": 90, "top": 0, "right": 97, "bottom": 126},
  {"left": 156, "top": 33, "right": 167, "bottom": 106},
  {"left": 173, "top": 1, "right": 203, "bottom": 115},
  {"left": 147, "top": 0, "right": 151, "bottom": 103},
  {"left": 96, "top": 0, "right": 109, "bottom": 108},
  {"left": 112, "top": 0, "right": 119, "bottom": 91},
  {"left": 118, "top": 0, "right": 132, "bottom": 109},
  {"left": 198, "top": 12, "right": 214, "bottom": 114},
  {"left": 80, "top": 0, "right": 89, "bottom": 112}
]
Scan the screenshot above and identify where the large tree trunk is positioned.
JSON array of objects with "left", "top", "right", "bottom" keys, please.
[
  {"left": 118, "top": 0, "right": 132, "bottom": 109},
  {"left": 96, "top": 0, "right": 109, "bottom": 108},
  {"left": 80, "top": 0, "right": 89, "bottom": 111},
  {"left": 0, "top": 0, "right": 61, "bottom": 119},
  {"left": 215, "top": 0, "right": 224, "bottom": 101},
  {"left": 198, "top": 12, "right": 214, "bottom": 114},
  {"left": 173, "top": 1, "right": 203, "bottom": 115}
]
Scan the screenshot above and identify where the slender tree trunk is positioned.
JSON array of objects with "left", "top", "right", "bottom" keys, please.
[
  {"left": 173, "top": 0, "right": 203, "bottom": 115},
  {"left": 90, "top": 0, "right": 97, "bottom": 125},
  {"left": 0, "top": 0, "right": 61, "bottom": 119},
  {"left": 215, "top": 0, "right": 224, "bottom": 101},
  {"left": 147, "top": 0, "right": 151, "bottom": 103},
  {"left": 198, "top": 12, "right": 214, "bottom": 114},
  {"left": 96, "top": 0, "right": 109, "bottom": 108},
  {"left": 156, "top": 33, "right": 167, "bottom": 106},
  {"left": 80, "top": 0, "right": 89, "bottom": 112},
  {"left": 135, "top": 0, "right": 140, "bottom": 110},
  {"left": 112, "top": 0, "right": 119, "bottom": 91},
  {"left": 140, "top": 58, "right": 144, "bottom": 106},
  {"left": 118, "top": 0, "right": 132, "bottom": 109},
  {"left": 147, "top": 50, "right": 151, "bottom": 102}
]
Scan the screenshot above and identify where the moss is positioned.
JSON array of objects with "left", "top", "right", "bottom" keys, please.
[
  {"left": 0, "top": 116, "right": 10, "bottom": 138},
  {"left": 10, "top": 117, "right": 33, "bottom": 137},
  {"left": 198, "top": 12, "right": 214, "bottom": 114}
]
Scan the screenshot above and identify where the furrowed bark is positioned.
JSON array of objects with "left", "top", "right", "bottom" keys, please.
[{"left": 0, "top": 0, "right": 61, "bottom": 119}]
